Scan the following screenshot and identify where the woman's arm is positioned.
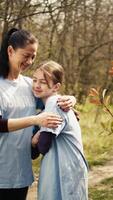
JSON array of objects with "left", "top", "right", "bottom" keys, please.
[
  {"left": 57, "top": 95, "right": 76, "bottom": 111},
  {"left": 57, "top": 96, "right": 79, "bottom": 120},
  {"left": 0, "top": 116, "right": 8, "bottom": 132},
  {"left": 0, "top": 112, "right": 63, "bottom": 132}
]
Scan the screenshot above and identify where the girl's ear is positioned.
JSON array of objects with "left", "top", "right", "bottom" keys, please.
[
  {"left": 53, "top": 83, "right": 61, "bottom": 92},
  {"left": 7, "top": 45, "right": 14, "bottom": 57}
]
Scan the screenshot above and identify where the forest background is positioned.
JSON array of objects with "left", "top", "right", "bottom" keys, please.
[{"left": 1, "top": 0, "right": 113, "bottom": 199}]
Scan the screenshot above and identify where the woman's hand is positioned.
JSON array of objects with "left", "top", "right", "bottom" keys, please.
[
  {"left": 32, "top": 131, "right": 40, "bottom": 147},
  {"left": 34, "top": 112, "right": 63, "bottom": 128},
  {"left": 57, "top": 95, "right": 76, "bottom": 112},
  {"left": 8, "top": 113, "right": 62, "bottom": 132}
]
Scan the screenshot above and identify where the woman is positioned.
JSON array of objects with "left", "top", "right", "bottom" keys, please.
[
  {"left": 32, "top": 60, "right": 88, "bottom": 200},
  {"left": 0, "top": 28, "right": 75, "bottom": 200}
]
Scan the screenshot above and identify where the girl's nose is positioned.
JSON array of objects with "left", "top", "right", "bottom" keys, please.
[
  {"left": 36, "top": 83, "right": 41, "bottom": 88},
  {"left": 34, "top": 80, "right": 41, "bottom": 88}
]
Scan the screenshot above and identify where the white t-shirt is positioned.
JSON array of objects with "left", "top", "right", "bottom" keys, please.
[{"left": 0, "top": 75, "right": 36, "bottom": 188}]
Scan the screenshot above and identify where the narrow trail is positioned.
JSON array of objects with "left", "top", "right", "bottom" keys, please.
[
  {"left": 27, "top": 175, "right": 38, "bottom": 200},
  {"left": 88, "top": 158, "right": 113, "bottom": 187},
  {"left": 27, "top": 158, "right": 113, "bottom": 199}
]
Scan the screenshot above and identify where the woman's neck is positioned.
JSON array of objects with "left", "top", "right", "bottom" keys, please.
[{"left": 7, "top": 71, "right": 20, "bottom": 80}]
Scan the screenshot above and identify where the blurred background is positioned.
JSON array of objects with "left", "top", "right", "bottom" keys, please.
[
  {"left": 1, "top": 0, "right": 113, "bottom": 102},
  {"left": 1, "top": 0, "right": 113, "bottom": 199}
]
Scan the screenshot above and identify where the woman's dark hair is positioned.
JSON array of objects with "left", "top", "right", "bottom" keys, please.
[{"left": 0, "top": 28, "right": 37, "bottom": 78}]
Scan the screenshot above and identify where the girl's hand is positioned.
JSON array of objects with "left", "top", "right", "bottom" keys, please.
[
  {"left": 32, "top": 131, "right": 40, "bottom": 147},
  {"left": 34, "top": 112, "right": 63, "bottom": 128},
  {"left": 57, "top": 95, "right": 76, "bottom": 112}
]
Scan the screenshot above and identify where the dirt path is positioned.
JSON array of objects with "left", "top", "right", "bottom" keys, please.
[
  {"left": 88, "top": 158, "right": 113, "bottom": 187},
  {"left": 27, "top": 158, "right": 113, "bottom": 199},
  {"left": 27, "top": 175, "right": 38, "bottom": 200}
]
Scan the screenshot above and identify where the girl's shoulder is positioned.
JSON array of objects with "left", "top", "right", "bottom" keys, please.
[
  {"left": 46, "top": 95, "right": 61, "bottom": 106},
  {"left": 45, "top": 95, "right": 65, "bottom": 116}
]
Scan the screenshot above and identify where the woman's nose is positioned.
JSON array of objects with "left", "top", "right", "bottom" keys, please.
[{"left": 26, "top": 57, "right": 33, "bottom": 65}]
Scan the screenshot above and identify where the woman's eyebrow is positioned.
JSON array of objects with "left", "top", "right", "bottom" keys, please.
[
  {"left": 23, "top": 52, "right": 34, "bottom": 56},
  {"left": 23, "top": 52, "right": 30, "bottom": 55}
]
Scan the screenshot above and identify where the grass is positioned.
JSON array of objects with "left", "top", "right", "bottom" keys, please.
[
  {"left": 79, "top": 103, "right": 113, "bottom": 199},
  {"left": 32, "top": 155, "right": 42, "bottom": 174},
  {"left": 89, "top": 177, "right": 113, "bottom": 200},
  {"left": 78, "top": 102, "right": 113, "bottom": 168}
]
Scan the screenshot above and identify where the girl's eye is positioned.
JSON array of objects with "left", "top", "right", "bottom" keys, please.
[
  {"left": 40, "top": 80, "right": 47, "bottom": 84},
  {"left": 33, "top": 79, "right": 37, "bottom": 82},
  {"left": 32, "top": 79, "right": 47, "bottom": 84}
]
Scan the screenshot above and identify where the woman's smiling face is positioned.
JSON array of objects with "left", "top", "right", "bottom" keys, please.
[{"left": 8, "top": 42, "right": 38, "bottom": 73}]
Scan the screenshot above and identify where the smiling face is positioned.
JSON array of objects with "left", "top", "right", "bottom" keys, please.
[
  {"left": 8, "top": 43, "right": 38, "bottom": 74},
  {"left": 32, "top": 68, "right": 60, "bottom": 102}
]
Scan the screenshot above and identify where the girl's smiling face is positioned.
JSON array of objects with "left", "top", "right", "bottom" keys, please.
[{"left": 32, "top": 69, "right": 60, "bottom": 102}]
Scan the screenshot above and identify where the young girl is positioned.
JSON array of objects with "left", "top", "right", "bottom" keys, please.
[{"left": 32, "top": 60, "right": 88, "bottom": 200}]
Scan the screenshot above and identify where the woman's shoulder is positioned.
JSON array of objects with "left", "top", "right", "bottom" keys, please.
[
  {"left": 21, "top": 75, "right": 32, "bottom": 85},
  {"left": 22, "top": 75, "right": 32, "bottom": 81},
  {"left": 0, "top": 77, "right": 7, "bottom": 87},
  {"left": 0, "top": 76, "right": 4, "bottom": 82}
]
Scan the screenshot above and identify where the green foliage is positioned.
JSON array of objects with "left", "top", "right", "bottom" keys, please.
[
  {"left": 32, "top": 155, "right": 42, "bottom": 174},
  {"left": 89, "top": 177, "right": 113, "bottom": 200},
  {"left": 100, "top": 120, "right": 113, "bottom": 135},
  {"left": 78, "top": 103, "right": 113, "bottom": 168},
  {"left": 88, "top": 86, "right": 113, "bottom": 135}
]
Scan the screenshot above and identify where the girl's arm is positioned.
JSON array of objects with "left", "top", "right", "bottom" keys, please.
[
  {"left": 0, "top": 112, "right": 63, "bottom": 132},
  {"left": 31, "top": 131, "right": 54, "bottom": 159}
]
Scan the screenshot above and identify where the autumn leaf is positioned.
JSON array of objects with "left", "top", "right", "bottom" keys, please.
[
  {"left": 109, "top": 67, "right": 113, "bottom": 76},
  {"left": 89, "top": 98, "right": 102, "bottom": 105},
  {"left": 89, "top": 88, "right": 99, "bottom": 97}
]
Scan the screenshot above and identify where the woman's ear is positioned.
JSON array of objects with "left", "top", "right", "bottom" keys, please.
[
  {"left": 53, "top": 83, "right": 61, "bottom": 92},
  {"left": 7, "top": 45, "right": 14, "bottom": 57}
]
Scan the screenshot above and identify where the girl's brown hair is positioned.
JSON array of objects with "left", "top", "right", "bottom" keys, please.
[{"left": 38, "top": 60, "right": 64, "bottom": 88}]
